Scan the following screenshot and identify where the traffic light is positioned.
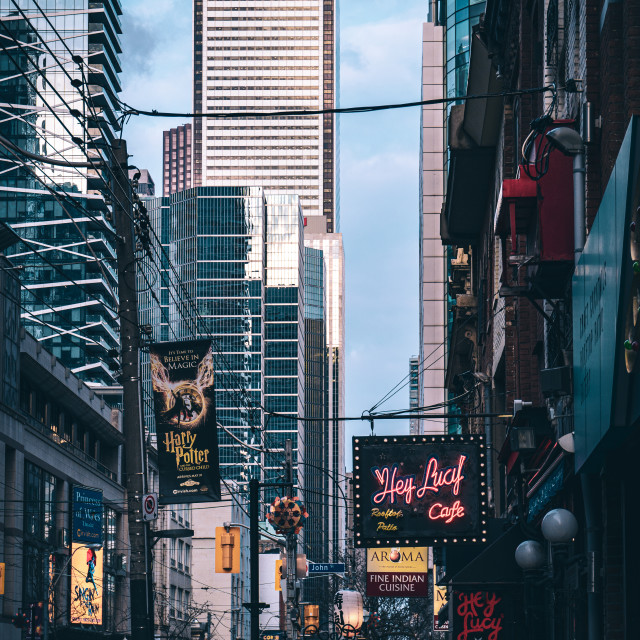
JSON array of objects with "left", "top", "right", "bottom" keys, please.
[
  {"left": 275, "top": 559, "right": 283, "bottom": 591},
  {"left": 12, "top": 611, "right": 28, "bottom": 628},
  {"left": 303, "top": 604, "right": 319, "bottom": 633},
  {"left": 214, "top": 526, "right": 241, "bottom": 573}
]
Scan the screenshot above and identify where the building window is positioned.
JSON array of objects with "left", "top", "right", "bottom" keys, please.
[
  {"left": 184, "top": 544, "right": 191, "bottom": 574},
  {"left": 23, "top": 461, "right": 56, "bottom": 606},
  {"left": 170, "top": 586, "right": 176, "bottom": 618},
  {"left": 178, "top": 540, "right": 184, "bottom": 571},
  {"left": 170, "top": 538, "right": 176, "bottom": 568}
]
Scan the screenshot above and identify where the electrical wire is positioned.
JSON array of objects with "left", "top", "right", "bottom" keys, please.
[{"left": 117, "top": 85, "right": 555, "bottom": 120}]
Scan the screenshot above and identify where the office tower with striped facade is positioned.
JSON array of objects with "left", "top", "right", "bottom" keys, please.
[
  {"left": 0, "top": 0, "right": 123, "bottom": 386},
  {"left": 192, "top": 0, "right": 339, "bottom": 231}
]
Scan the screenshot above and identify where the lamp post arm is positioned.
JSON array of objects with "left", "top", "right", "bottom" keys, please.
[{"left": 223, "top": 521, "right": 285, "bottom": 547}]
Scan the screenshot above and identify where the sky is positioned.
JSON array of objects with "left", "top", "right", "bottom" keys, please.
[{"left": 120, "top": 0, "right": 430, "bottom": 469}]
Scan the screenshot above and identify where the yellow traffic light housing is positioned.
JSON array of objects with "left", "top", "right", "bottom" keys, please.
[
  {"left": 214, "top": 526, "right": 241, "bottom": 573},
  {"left": 303, "top": 604, "right": 319, "bottom": 633}
]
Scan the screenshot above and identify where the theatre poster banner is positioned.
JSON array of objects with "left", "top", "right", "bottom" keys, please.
[
  {"left": 70, "top": 543, "right": 103, "bottom": 626},
  {"left": 150, "top": 340, "right": 221, "bottom": 503}
]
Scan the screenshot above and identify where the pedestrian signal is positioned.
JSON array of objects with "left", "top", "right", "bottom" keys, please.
[{"left": 214, "top": 526, "right": 241, "bottom": 573}]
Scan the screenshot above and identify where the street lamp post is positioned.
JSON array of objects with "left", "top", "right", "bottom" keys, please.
[{"left": 515, "top": 508, "right": 580, "bottom": 640}]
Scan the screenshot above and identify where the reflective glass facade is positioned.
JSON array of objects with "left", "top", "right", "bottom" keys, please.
[
  {"left": 442, "top": 0, "right": 485, "bottom": 106},
  {"left": 0, "top": 0, "right": 123, "bottom": 386},
  {"left": 302, "top": 245, "right": 332, "bottom": 621},
  {"left": 264, "top": 193, "right": 305, "bottom": 478},
  {"left": 145, "top": 187, "right": 305, "bottom": 481},
  {"left": 170, "top": 187, "right": 266, "bottom": 479},
  {"left": 304, "top": 229, "right": 344, "bottom": 560}
]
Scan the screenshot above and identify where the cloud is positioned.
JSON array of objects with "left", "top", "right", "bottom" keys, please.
[
  {"left": 119, "top": 0, "right": 192, "bottom": 180},
  {"left": 340, "top": 17, "right": 425, "bottom": 106},
  {"left": 120, "top": 15, "right": 158, "bottom": 74}
]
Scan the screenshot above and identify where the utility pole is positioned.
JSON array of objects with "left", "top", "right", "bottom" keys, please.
[
  {"left": 249, "top": 477, "right": 260, "bottom": 640},
  {"left": 111, "top": 139, "right": 152, "bottom": 640},
  {"left": 285, "top": 439, "right": 297, "bottom": 640}
]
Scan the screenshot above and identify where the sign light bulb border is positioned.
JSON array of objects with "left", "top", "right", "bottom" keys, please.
[{"left": 352, "top": 434, "right": 488, "bottom": 547}]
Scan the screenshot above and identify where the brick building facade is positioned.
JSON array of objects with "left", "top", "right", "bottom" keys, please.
[{"left": 438, "top": 1, "right": 640, "bottom": 639}]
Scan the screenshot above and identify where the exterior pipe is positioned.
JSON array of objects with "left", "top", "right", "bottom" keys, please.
[
  {"left": 484, "top": 386, "right": 494, "bottom": 507},
  {"left": 573, "top": 152, "right": 586, "bottom": 264},
  {"left": 581, "top": 473, "right": 602, "bottom": 640}
]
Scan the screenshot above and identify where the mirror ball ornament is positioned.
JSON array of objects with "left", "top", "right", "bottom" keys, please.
[{"left": 266, "top": 496, "right": 308, "bottom": 534}]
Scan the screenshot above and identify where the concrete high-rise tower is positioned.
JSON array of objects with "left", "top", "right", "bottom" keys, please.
[
  {"left": 192, "top": 0, "right": 339, "bottom": 231},
  {"left": 419, "top": 14, "right": 447, "bottom": 434}
]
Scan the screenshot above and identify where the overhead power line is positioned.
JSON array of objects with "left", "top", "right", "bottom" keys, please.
[{"left": 117, "top": 85, "right": 555, "bottom": 120}]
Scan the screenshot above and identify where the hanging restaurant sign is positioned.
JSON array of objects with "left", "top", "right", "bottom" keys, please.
[
  {"left": 366, "top": 546, "right": 429, "bottom": 597},
  {"left": 352, "top": 435, "right": 487, "bottom": 547},
  {"left": 150, "top": 339, "right": 221, "bottom": 503}
]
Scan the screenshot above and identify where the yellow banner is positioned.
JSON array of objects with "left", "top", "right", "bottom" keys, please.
[
  {"left": 433, "top": 565, "right": 449, "bottom": 631},
  {"left": 70, "top": 543, "right": 103, "bottom": 626},
  {"left": 0, "top": 562, "right": 4, "bottom": 595},
  {"left": 366, "top": 547, "right": 428, "bottom": 573}
]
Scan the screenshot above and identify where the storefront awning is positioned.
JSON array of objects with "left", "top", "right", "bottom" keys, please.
[{"left": 445, "top": 523, "right": 525, "bottom": 587}]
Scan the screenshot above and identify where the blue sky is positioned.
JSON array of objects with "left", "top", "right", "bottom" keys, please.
[{"left": 120, "top": 0, "right": 429, "bottom": 468}]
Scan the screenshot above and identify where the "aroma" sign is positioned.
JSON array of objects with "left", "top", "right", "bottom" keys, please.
[{"left": 366, "top": 546, "right": 429, "bottom": 598}]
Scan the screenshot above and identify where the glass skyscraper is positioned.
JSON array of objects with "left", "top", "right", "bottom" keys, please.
[
  {"left": 0, "top": 0, "right": 123, "bottom": 386},
  {"left": 303, "top": 244, "right": 334, "bottom": 623},
  {"left": 304, "top": 222, "right": 345, "bottom": 561},
  {"left": 169, "top": 187, "right": 266, "bottom": 478},
  {"left": 264, "top": 193, "right": 305, "bottom": 478},
  {"left": 145, "top": 187, "right": 305, "bottom": 480}
]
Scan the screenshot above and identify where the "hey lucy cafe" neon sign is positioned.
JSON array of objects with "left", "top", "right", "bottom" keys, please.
[{"left": 371, "top": 456, "right": 468, "bottom": 524}]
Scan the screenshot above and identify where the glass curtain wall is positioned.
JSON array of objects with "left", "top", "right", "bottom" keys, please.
[
  {"left": 0, "top": 1, "right": 123, "bottom": 387},
  {"left": 264, "top": 194, "right": 305, "bottom": 490},
  {"left": 437, "top": 0, "right": 485, "bottom": 431},
  {"left": 302, "top": 245, "right": 331, "bottom": 622},
  {"left": 170, "top": 187, "right": 266, "bottom": 481}
]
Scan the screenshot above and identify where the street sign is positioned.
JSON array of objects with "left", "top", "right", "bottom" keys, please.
[
  {"left": 308, "top": 562, "right": 345, "bottom": 574},
  {"left": 142, "top": 493, "right": 158, "bottom": 521}
]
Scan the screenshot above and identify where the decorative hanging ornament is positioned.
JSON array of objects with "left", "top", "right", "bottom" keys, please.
[{"left": 266, "top": 496, "right": 308, "bottom": 534}]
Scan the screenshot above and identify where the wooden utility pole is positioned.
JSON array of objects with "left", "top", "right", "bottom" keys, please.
[
  {"left": 111, "top": 139, "right": 152, "bottom": 640},
  {"left": 285, "top": 439, "right": 297, "bottom": 640}
]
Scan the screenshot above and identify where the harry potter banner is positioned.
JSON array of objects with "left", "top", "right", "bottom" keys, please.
[{"left": 150, "top": 340, "right": 221, "bottom": 503}]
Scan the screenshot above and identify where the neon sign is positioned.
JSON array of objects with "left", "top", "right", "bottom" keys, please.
[
  {"left": 372, "top": 455, "right": 467, "bottom": 505},
  {"left": 353, "top": 435, "right": 487, "bottom": 546},
  {"left": 452, "top": 591, "right": 508, "bottom": 640}
]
